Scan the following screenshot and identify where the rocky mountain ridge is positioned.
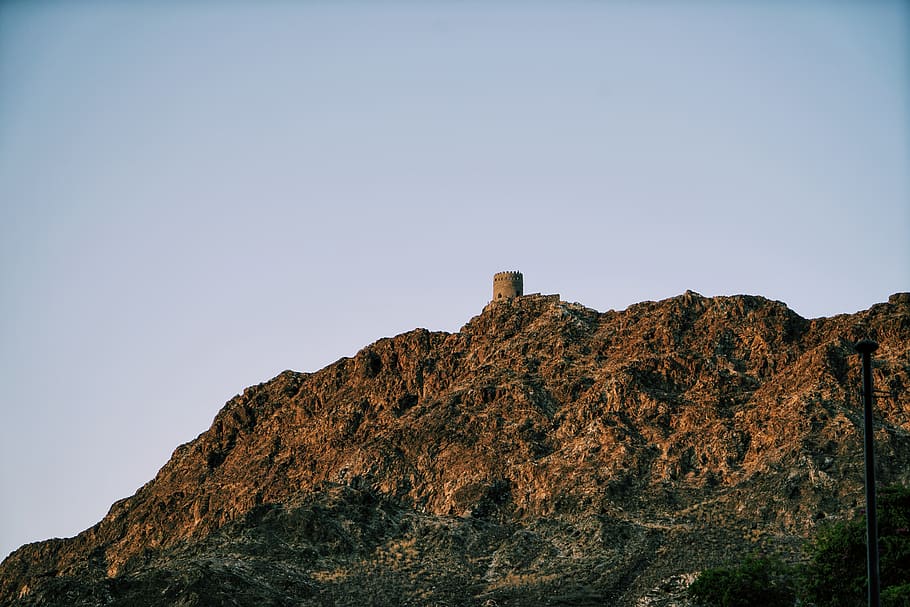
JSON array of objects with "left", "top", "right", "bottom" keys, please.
[{"left": 2, "top": 291, "right": 909, "bottom": 606}]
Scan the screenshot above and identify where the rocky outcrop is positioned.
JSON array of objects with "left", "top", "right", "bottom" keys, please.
[{"left": 2, "top": 291, "right": 909, "bottom": 606}]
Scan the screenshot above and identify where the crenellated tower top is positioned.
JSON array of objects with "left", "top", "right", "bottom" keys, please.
[{"left": 492, "top": 271, "right": 523, "bottom": 301}]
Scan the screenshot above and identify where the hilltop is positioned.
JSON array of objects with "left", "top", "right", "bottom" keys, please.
[{"left": 2, "top": 291, "right": 909, "bottom": 606}]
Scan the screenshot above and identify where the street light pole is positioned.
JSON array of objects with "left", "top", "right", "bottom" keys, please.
[{"left": 855, "top": 338, "right": 880, "bottom": 607}]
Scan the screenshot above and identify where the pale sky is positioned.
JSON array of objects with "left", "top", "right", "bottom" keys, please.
[{"left": 1, "top": 1, "right": 908, "bottom": 560}]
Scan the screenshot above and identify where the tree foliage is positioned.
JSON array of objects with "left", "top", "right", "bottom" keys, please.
[
  {"left": 689, "top": 484, "right": 910, "bottom": 607},
  {"left": 687, "top": 556, "right": 796, "bottom": 607},
  {"left": 804, "top": 484, "right": 910, "bottom": 607}
]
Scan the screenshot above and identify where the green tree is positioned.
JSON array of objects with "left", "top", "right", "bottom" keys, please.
[
  {"left": 688, "top": 556, "right": 797, "bottom": 607},
  {"left": 689, "top": 485, "right": 910, "bottom": 607},
  {"left": 804, "top": 484, "right": 910, "bottom": 607},
  {"left": 882, "top": 583, "right": 910, "bottom": 607}
]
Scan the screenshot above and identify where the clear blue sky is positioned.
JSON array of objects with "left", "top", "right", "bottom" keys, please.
[{"left": 1, "top": 1, "right": 907, "bottom": 560}]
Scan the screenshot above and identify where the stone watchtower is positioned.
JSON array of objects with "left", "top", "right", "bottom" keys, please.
[{"left": 492, "top": 271, "right": 523, "bottom": 301}]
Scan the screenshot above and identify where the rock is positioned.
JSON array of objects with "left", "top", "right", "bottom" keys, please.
[{"left": 2, "top": 292, "right": 909, "bottom": 606}]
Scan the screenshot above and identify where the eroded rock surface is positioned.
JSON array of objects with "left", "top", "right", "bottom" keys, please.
[{"left": 2, "top": 292, "right": 909, "bottom": 606}]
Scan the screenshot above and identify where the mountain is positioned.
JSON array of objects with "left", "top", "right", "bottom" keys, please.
[{"left": 2, "top": 291, "right": 909, "bottom": 606}]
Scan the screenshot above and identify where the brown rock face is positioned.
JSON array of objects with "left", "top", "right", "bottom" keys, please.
[{"left": 2, "top": 292, "right": 909, "bottom": 606}]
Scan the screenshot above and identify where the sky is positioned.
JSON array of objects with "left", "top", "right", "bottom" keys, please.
[{"left": 1, "top": 1, "right": 908, "bottom": 560}]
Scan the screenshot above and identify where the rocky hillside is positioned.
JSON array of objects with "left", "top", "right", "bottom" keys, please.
[{"left": 2, "top": 291, "right": 909, "bottom": 606}]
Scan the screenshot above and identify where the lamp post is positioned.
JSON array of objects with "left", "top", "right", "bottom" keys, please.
[{"left": 855, "top": 338, "right": 880, "bottom": 607}]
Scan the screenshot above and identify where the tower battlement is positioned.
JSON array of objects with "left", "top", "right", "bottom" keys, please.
[{"left": 492, "top": 271, "right": 523, "bottom": 300}]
